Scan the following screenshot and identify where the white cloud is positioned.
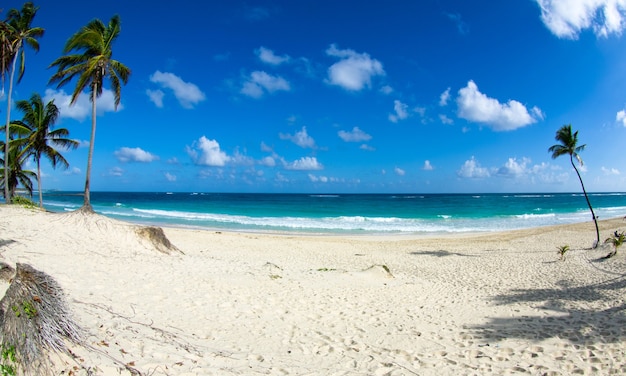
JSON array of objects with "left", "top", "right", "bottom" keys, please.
[
  {"left": 108, "top": 167, "right": 124, "bottom": 177},
  {"left": 149, "top": 71, "right": 206, "bottom": 109},
  {"left": 44, "top": 88, "right": 120, "bottom": 121},
  {"left": 536, "top": 0, "right": 626, "bottom": 39},
  {"left": 114, "top": 147, "right": 159, "bottom": 163},
  {"left": 457, "top": 156, "right": 491, "bottom": 178},
  {"left": 617, "top": 109, "right": 626, "bottom": 126},
  {"left": 325, "top": 44, "right": 385, "bottom": 91},
  {"left": 394, "top": 167, "right": 405, "bottom": 176},
  {"left": 496, "top": 157, "right": 532, "bottom": 178},
  {"left": 279, "top": 126, "right": 316, "bottom": 148},
  {"left": 241, "top": 71, "right": 291, "bottom": 98},
  {"left": 256, "top": 46, "right": 290, "bottom": 65},
  {"left": 602, "top": 166, "right": 621, "bottom": 175},
  {"left": 439, "top": 87, "right": 451, "bottom": 106},
  {"left": 338, "top": 126, "right": 372, "bottom": 142},
  {"left": 389, "top": 100, "right": 409, "bottom": 123},
  {"left": 164, "top": 172, "right": 177, "bottom": 182},
  {"left": 309, "top": 174, "right": 329, "bottom": 183},
  {"left": 456, "top": 80, "right": 542, "bottom": 131},
  {"left": 146, "top": 89, "right": 165, "bottom": 108},
  {"left": 63, "top": 167, "right": 81, "bottom": 175},
  {"left": 379, "top": 85, "right": 393, "bottom": 95},
  {"left": 423, "top": 160, "right": 434, "bottom": 171},
  {"left": 186, "top": 136, "right": 230, "bottom": 166},
  {"left": 285, "top": 156, "right": 323, "bottom": 170},
  {"left": 260, "top": 156, "right": 276, "bottom": 167},
  {"left": 360, "top": 144, "right": 376, "bottom": 151},
  {"left": 439, "top": 114, "right": 454, "bottom": 124}
]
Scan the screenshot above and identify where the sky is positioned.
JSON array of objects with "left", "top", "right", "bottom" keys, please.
[{"left": 2, "top": 0, "right": 626, "bottom": 194}]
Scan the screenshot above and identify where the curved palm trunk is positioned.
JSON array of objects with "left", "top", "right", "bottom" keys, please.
[
  {"left": 81, "top": 87, "right": 97, "bottom": 213},
  {"left": 36, "top": 157, "right": 43, "bottom": 208},
  {"left": 570, "top": 155, "right": 600, "bottom": 247},
  {"left": 4, "top": 48, "right": 19, "bottom": 204}
]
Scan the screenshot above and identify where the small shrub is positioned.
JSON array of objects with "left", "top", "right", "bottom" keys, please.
[
  {"left": 557, "top": 245, "right": 570, "bottom": 261},
  {"left": 10, "top": 196, "right": 37, "bottom": 209},
  {"left": 604, "top": 231, "right": 625, "bottom": 259},
  {"left": 0, "top": 344, "right": 16, "bottom": 376}
]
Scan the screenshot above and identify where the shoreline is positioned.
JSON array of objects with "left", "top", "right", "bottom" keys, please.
[{"left": 1, "top": 205, "right": 625, "bottom": 375}]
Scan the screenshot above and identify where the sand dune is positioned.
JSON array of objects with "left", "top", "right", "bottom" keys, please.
[{"left": 0, "top": 205, "right": 625, "bottom": 375}]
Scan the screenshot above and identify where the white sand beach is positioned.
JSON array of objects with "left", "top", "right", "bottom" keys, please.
[{"left": 0, "top": 205, "right": 625, "bottom": 375}]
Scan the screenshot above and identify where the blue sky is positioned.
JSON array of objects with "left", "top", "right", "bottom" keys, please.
[{"left": 2, "top": 0, "right": 626, "bottom": 193}]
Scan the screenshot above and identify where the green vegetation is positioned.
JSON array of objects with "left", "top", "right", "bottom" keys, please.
[
  {"left": 0, "top": 344, "right": 17, "bottom": 376},
  {"left": 549, "top": 124, "right": 600, "bottom": 247},
  {"left": 2, "top": 2, "right": 124, "bottom": 209},
  {"left": 10, "top": 195, "right": 36, "bottom": 208},
  {"left": 604, "top": 230, "right": 625, "bottom": 259},
  {"left": 557, "top": 245, "right": 570, "bottom": 261},
  {"left": 49, "top": 14, "right": 131, "bottom": 212}
]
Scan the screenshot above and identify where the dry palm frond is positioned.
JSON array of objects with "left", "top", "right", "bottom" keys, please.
[{"left": 0, "top": 263, "right": 83, "bottom": 375}]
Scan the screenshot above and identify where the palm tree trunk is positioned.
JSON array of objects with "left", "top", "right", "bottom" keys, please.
[
  {"left": 570, "top": 156, "right": 600, "bottom": 247},
  {"left": 4, "top": 48, "right": 19, "bottom": 204},
  {"left": 36, "top": 158, "right": 43, "bottom": 208},
  {"left": 81, "top": 86, "right": 97, "bottom": 213}
]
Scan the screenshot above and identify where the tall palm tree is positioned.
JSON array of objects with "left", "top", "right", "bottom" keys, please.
[
  {"left": 49, "top": 15, "right": 130, "bottom": 212},
  {"left": 11, "top": 93, "right": 78, "bottom": 208},
  {"left": 0, "top": 138, "right": 35, "bottom": 200},
  {"left": 2, "top": 2, "right": 44, "bottom": 204},
  {"left": 549, "top": 124, "right": 600, "bottom": 247}
]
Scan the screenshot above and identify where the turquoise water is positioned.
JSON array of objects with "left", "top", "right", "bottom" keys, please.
[{"left": 42, "top": 192, "right": 626, "bottom": 234}]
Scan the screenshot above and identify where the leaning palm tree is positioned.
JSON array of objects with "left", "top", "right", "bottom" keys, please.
[
  {"left": 49, "top": 15, "right": 130, "bottom": 212},
  {"left": 0, "top": 138, "right": 35, "bottom": 200},
  {"left": 549, "top": 124, "right": 600, "bottom": 247},
  {"left": 2, "top": 2, "right": 44, "bottom": 203},
  {"left": 11, "top": 93, "right": 78, "bottom": 208}
]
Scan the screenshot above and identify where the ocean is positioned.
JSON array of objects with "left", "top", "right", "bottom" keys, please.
[{"left": 40, "top": 191, "right": 626, "bottom": 235}]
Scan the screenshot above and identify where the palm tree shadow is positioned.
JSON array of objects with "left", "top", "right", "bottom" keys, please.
[
  {"left": 410, "top": 249, "right": 476, "bottom": 257},
  {"left": 470, "top": 277, "right": 626, "bottom": 345}
]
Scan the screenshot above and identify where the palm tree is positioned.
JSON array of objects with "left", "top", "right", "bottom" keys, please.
[
  {"left": 49, "top": 15, "right": 130, "bottom": 212},
  {"left": 2, "top": 2, "right": 44, "bottom": 203},
  {"left": 11, "top": 93, "right": 78, "bottom": 208},
  {"left": 0, "top": 138, "right": 35, "bottom": 200},
  {"left": 548, "top": 124, "right": 600, "bottom": 247}
]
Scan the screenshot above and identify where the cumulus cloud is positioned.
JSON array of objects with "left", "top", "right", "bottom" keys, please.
[
  {"left": 256, "top": 46, "right": 290, "bottom": 65},
  {"left": 617, "top": 109, "right": 626, "bottom": 126},
  {"left": 285, "top": 156, "right": 323, "bottom": 170},
  {"left": 146, "top": 89, "right": 165, "bottom": 108},
  {"left": 496, "top": 157, "right": 532, "bottom": 178},
  {"left": 149, "top": 71, "right": 206, "bottom": 109},
  {"left": 338, "top": 126, "right": 372, "bottom": 142},
  {"left": 457, "top": 156, "right": 491, "bottom": 178},
  {"left": 536, "top": 0, "right": 626, "bottom": 39},
  {"left": 63, "top": 167, "right": 81, "bottom": 175},
  {"left": 379, "top": 85, "right": 394, "bottom": 95},
  {"left": 325, "top": 44, "right": 385, "bottom": 91},
  {"left": 241, "top": 71, "right": 291, "bottom": 98},
  {"left": 164, "top": 172, "right": 177, "bottom": 182},
  {"left": 114, "top": 147, "right": 159, "bottom": 163},
  {"left": 44, "top": 88, "right": 121, "bottom": 121},
  {"left": 423, "top": 160, "right": 434, "bottom": 171},
  {"left": 457, "top": 80, "right": 543, "bottom": 131},
  {"left": 186, "top": 136, "right": 230, "bottom": 166},
  {"left": 279, "top": 126, "right": 316, "bottom": 148},
  {"left": 394, "top": 167, "right": 405, "bottom": 176},
  {"left": 389, "top": 100, "right": 409, "bottom": 123},
  {"left": 439, "top": 87, "right": 451, "bottom": 106}
]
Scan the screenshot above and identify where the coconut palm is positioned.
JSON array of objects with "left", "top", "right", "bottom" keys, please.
[
  {"left": 49, "top": 15, "right": 130, "bottom": 212},
  {"left": 549, "top": 124, "right": 600, "bottom": 247},
  {"left": 0, "top": 138, "right": 35, "bottom": 200},
  {"left": 11, "top": 93, "right": 78, "bottom": 208},
  {"left": 2, "top": 2, "right": 44, "bottom": 203}
]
